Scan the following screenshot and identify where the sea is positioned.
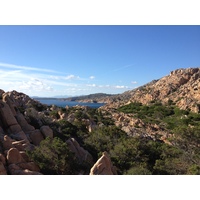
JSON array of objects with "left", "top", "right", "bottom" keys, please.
[{"left": 35, "top": 99, "right": 105, "bottom": 109}]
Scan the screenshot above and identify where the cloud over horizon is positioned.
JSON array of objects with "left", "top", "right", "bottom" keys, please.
[{"left": 0, "top": 62, "right": 134, "bottom": 97}]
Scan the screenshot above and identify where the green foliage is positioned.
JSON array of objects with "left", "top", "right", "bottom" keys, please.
[
  {"left": 84, "top": 126, "right": 126, "bottom": 160},
  {"left": 51, "top": 119, "right": 79, "bottom": 141},
  {"left": 118, "top": 101, "right": 175, "bottom": 125},
  {"left": 125, "top": 165, "right": 152, "bottom": 175},
  {"left": 118, "top": 101, "right": 200, "bottom": 131},
  {"left": 116, "top": 101, "right": 200, "bottom": 174},
  {"left": 187, "top": 164, "right": 200, "bottom": 175},
  {"left": 49, "top": 110, "right": 60, "bottom": 119},
  {"left": 27, "top": 137, "right": 79, "bottom": 175},
  {"left": 24, "top": 100, "right": 200, "bottom": 175}
]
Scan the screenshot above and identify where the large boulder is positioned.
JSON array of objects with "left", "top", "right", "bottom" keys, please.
[
  {"left": 6, "top": 123, "right": 29, "bottom": 142},
  {"left": 90, "top": 152, "right": 117, "bottom": 175},
  {"left": 2, "top": 93, "right": 18, "bottom": 116},
  {"left": 7, "top": 124, "right": 22, "bottom": 134},
  {"left": 0, "top": 100, "right": 18, "bottom": 128},
  {"left": 40, "top": 126, "right": 53, "bottom": 139},
  {"left": 29, "top": 130, "right": 44, "bottom": 146},
  {"left": 8, "top": 164, "right": 42, "bottom": 175},
  {"left": 19, "top": 151, "right": 31, "bottom": 162},
  {"left": 0, "top": 89, "right": 5, "bottom": 98},
  {"left": 66, "top": 138, "right": 94, "bottom": 165},
  {"left": 3, "top": 135, "right": 14, "bottom": 151},
  {"left": 0, "top": 126, "right": 4, "bottom": 140},
  {"left": 15, "top": 113, "right": 35, "bottom": 133},
  {"left": 0, "top": 162, "right": 7, "bottom": 175},
  {"left": 12, "top": 140, "right": 30, "bottom": 151},
  {"left": 17, "top": 162, "right": 40, "bottom": 172},
  {"left": 0, "top": 153, "right": 6, "bottom": 165},
  {"left": 6, "top": 148, "right": 25, "bottom": 164}
]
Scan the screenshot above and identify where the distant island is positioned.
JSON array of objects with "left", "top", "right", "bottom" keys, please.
[
  {"left": 34, "top": 93, "right": 116, "bottom": 103},
  {"left": 62, "top": 93, "right": 115, "bottom": 103}
]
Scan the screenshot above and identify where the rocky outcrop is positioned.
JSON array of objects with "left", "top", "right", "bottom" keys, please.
[
  {"left": 103, "top": 68, "right": 200, "bottom": 112},
  {"left": 0, "top": 101, "right": 30, "bottom": 142},
  {"left": 99, "top": 68, "right": 200, "bottom": 143},
  {"left": 0, "top": 100, "right": 18, "bottom": 128},
  {"left": 0, "top": 89, "right": 5, "bottom": 98},
  {"left": 0, "top": 134, "right": 42, "bottom": 175},
  {"left": 40, "top": 126, "right": 53, "bottom": 139},
  {"left": 3, "top": 135, "right": 14, "bottom": 151},
  {"left": 0, "top": 90, "right": 47, "bottom": 175},
  {"left": 6, "top": 148, "right": 25, "bottom": 164},
  {"left": 2, "top": 93, "right": 18, "bottom": 116},
  {"left": 0, "top": 153, "right": 7, "bottom": 175},
  {"left": 66, "top": 138, "right": 94, "bottom": 165},
  {"left": 8, "top": 164, "right": 42, "bottom": 175},
  {"left": 15, "top": 113, "right": 35, "bottom": 133},
  {"left": 0, "top": 162, "right": 7, "bottom": 175},
  {"left": 29, "top": 130, "right": 44, "bottom": 146},
  {"left": 90, "top": 152, "right": 117, "bottom": 175}
]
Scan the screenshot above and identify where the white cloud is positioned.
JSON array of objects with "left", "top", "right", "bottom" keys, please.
[
  {"left": 0, "top": 61, "right": 132, "bottom": 97},
  {"left": 89, "top": 76, "right": 95, "bottom": 79},
  {"left": 86, "top": 84, "right": 129, "bottom": 90},
  {"left": 86, "top": 84, "right": 96, "bottom": 87},
  {"left": 114, "top": 85, "right": 129, "bottom": 89},
  {"left": 65, "top": 75, "right": 80, "bottom": 80},
  {"left": 0, "top": 62, "right": 58, "bottom": 73},
  {"left": 131, "top": 81, "right": 137, "bottom": 84},
  {"left": 17, "top": 78, "right": 54, "bottom": 92}
]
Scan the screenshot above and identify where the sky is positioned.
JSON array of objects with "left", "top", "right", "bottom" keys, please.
[{"left": 0, "top": 25, "right": 200, "bottom": 97}]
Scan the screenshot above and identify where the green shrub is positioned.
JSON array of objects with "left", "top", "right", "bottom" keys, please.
[{"left": 27, "top": 137, "right": 79, "bottom": 175}]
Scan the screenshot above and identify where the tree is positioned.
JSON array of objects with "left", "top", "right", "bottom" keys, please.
[{"left": 27, "top": 137, "right": 79, "bottom": 175}]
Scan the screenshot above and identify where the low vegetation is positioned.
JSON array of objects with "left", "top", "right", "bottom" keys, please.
[{"left": 26, "top": 101, "right": 200, "bottom": 175}]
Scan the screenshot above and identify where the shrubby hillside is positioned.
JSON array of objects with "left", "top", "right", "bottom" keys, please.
[{"left": 0, "top": 67, "right": 200, "bottom": 175}]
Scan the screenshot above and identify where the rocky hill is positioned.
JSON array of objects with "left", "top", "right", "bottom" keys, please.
[
  {"left": 99, "top": 67, "right": 200, "bottom": 143},
  {"left": 103, "top": 67, "right": 200, "bottom": 112}
]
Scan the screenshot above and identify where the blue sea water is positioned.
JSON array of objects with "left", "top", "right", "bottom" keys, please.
[{"left": 36, "top": 99, "right": 105, "bottom": 109}]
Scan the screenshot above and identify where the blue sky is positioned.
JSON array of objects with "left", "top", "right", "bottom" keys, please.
[{"left": 0, "top": 25, "right": 200, "bottom": 97}]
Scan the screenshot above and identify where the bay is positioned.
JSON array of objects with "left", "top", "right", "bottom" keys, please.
[{"left": 35, "top": 99, "right": 105, "bottom": 109}]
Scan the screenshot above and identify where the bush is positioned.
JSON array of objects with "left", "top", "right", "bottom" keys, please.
[
  {"left": 27, "top": 137, "right": 79, "bottom": 175},
  {"left": 126, "top": 165, "right": 152, "bottom": 175}
]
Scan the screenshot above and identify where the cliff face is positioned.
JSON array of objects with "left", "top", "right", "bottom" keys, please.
[{"left": 103, "top": 68, "right": 200, "bottom": 112}]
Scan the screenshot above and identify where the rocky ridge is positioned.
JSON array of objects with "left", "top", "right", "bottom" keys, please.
[
  {"left": 99, "top": 67, "right": 200, "bottom": 142},
  {"left": 103, "top": 68, "right": 200, "bottom": 112}
]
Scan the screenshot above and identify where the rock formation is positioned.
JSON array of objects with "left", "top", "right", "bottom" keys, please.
[
  {"left": 2, "top": 135, "right": 42, "bottom": 175},
  {"left": 66, "top": 138, "right": 94, "bottom": 165},
  {"left": 100, "top": 67, "right": 200, "bottom": 142},
  {"left": 90, "top": 152, "right": 117, "bottom": 175},
  {"left": 0, "top": 90, "right": 48, "bottom": 175},
  {"left": 103, "top": 68, "right": 200, "bottom": 112}
]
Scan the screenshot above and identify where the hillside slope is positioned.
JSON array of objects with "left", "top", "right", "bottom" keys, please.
[
  {"left": 99, "top": 67, "right": 200, "bottom": 143},
  {"left": 103, "top": 67, "right": 200, "bottom": 113}
]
